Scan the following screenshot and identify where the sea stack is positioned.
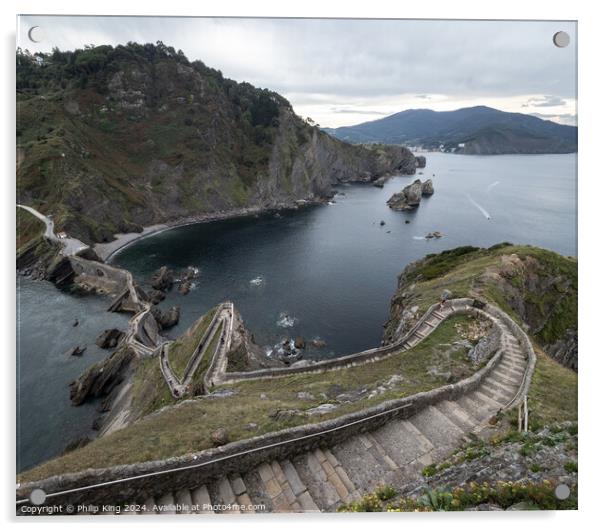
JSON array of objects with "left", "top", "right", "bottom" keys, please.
[{"left": 386, "top": 179, "right": 423, "bottom": 210}]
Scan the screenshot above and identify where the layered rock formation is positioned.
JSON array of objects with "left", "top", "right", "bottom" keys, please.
[
  {"left": 387, "top": 179, "right": 435, "bottom": 210},
  {"left": 382, "top": 244, "right": 577, "bottom": 371}
]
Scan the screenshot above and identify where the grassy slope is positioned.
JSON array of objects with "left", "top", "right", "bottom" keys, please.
[
  {"left": 20, "top": 314, "right": 480, "bottom": 481},
  {"left": 385, "top": 243, "right": 577, "bottom": 427},
  {"left": 168, "top": 308, "right": 217, "bottom": 380}
]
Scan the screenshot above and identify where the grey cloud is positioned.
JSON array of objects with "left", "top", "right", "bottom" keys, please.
[
  {"left": 523, "top": 95, "right": 567, "bottom": 107},
  {"left": 529, "top": 112, "right": 577, "bottom": 125},
  {"left": 331, "top": 108, "right": 389, "bottom": 115}
]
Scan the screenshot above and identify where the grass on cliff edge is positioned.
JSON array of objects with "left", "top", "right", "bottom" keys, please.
[
  {"left": 167, "top": 308, "right": 217, "bottom": 381},
  {"left": 385, "top": 243, "right": 577, "bottom": 349},
  {"left": 19, "top": 314, "right": 482, "bottom": 482}
]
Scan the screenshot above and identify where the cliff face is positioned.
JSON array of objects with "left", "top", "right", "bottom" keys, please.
[
  {"left": 382, "top": 244, "right": 577, "bottom": 371},
  {"left": 17, "top": 44, "right": 415, "bottom": 244}
]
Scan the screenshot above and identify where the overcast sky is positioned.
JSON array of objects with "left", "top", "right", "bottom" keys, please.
[{"left": 17, "top": 16, "right": 577, "bottom": 128}]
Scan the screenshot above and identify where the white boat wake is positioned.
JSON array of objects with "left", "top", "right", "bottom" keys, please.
[
  {"left": 487, "top": 181, "right": 500, "bottom": 193},
  {"left": 467, "top": 194, "right": 491, "bottom": 220},
  {"left": 250, "top": 276, "right": 264, "bottom": 287}
]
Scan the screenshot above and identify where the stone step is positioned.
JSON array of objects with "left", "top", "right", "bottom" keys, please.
[
  {"left": 435, "top": 400, "right": 480, "bottom": 432},
  {"left": 470, "top": 389, "right": 503, "bottom": 412},
  {"left": 155, "top": 493, "right": 176, "bottom": 514},
  {"left": 254, "top": 461, "right": 296, "bottom": 512},
  {"left": 487, "top": 371, "right": 521, "bottom": 390},
  {"left": 490, "top": 368, "right": 522, "bottom": 386},
  {"left": 479, "top": 383, "right": 510, "bottom": 405},
  {"left": 312, "top": 448, "right": 353, "bottom": 502},
  {"left": 322, "top": 449, "right": 359, "bottom": 499},
  {"left": 214, "top": 476, "right": 242, "bottom": 514},
  {"left": 190, "top": 485, "right": 214, "bottom": 514},
  {"left": 229, "top": 474, "right": 255, "bottom": 513},
  {"left": 484, "top": 375, "right": 517, "bottom": 396},
  {"left": 141, "top": 497, "right": 156, "bottom": 514},
  {"left": 370, "top": 418, "right": 433, "bottom": 469},
  {"left": 499, "top": 360, "right": 526, "bottom": 374},
  {"left": 408, "top": 405, "right": 466, "bottom": 455},
  {"left": 174, "top": 488, "right": 193, "bottom": 514},
  {"left": 292, "top": 451, "right": 343, "bottom": 511},
  {"left": 456, "top": 394, "right": 492, "bottom": 421},
  {"left": 330, "top": 435, "right": 397, "bottom": 495}
]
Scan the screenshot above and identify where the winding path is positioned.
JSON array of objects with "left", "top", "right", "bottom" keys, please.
[
  {"left": 17, "top": 204, "right": 89, "bottom": 256},
  {"left": 130, "top": 300, "right": 532, "bottom": 514},
  {"left": 16, "top": 298, "right": 535, "bottom": 513}
]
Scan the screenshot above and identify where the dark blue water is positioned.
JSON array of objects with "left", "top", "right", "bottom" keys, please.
[
  {"left": 113, "top": 153, "right": 577, "bottom": 360},
  {"left": 17, "top": 279, "right": 129, "bottom": 473}
]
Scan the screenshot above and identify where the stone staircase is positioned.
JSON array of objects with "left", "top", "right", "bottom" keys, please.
[{"left": 118, "top": 313, "right": 529, "bottom": 514}]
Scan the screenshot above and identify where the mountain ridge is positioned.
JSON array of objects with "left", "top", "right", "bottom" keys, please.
[
  {"left": 323, "top": 105, "right": 577, "bottom": 154},
  {"left": 16, "top": 43, "right": 416, "bottom": 245}
]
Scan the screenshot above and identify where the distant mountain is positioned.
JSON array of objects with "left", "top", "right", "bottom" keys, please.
[{"left": 323, "top": 106, "right": 577, "bottom": 154}]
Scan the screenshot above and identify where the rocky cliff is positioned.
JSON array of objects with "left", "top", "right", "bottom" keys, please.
[
  {"left": 17, "top": 43, "right": 416, "bottom": 244},
  {"left": 382, "top": 244, "right": 577, "bottom": 371}
]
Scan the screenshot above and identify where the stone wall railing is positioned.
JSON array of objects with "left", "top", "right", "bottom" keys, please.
[
  {"left": 17, "top": 300, "right": 512, "bottom": 508},
  {"left": 205, "top": 299, "right": 475, "bottom": 387}
]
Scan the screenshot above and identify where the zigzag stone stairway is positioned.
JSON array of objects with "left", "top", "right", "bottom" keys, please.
[{"left": 116, "top": 308, "right": 529, "bottom": 514}]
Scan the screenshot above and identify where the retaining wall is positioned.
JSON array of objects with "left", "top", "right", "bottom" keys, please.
[{"left": 17, "top": 300, "right": 510, "bottom": 508}]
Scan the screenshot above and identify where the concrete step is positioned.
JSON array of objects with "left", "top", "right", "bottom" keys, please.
[
  {"left": 251, "top": 462, "right": 294, "bottom": 513},
  {"left": 456, "top": 394, "right": 492, "bottom": 421},
  {"left": 408, "top": 405, "right": 466, "bottom": 455},
  {"left": 322, "top": 448, "right": 359, "bottom": 500},
  {"left": 174, "top": 488, "right": 193, "bottom": 514},
  {"left": 435, "top": 400, "right": 480, "bottom": 432},
  {"left": 470, "top": 389, "right": 504, "bottom": 411},
  {"left": 487, "top": 371, "right": 521, "bottom": 391},
  {"left": 279, "top": 459, "right": 319, "bottom": 511},
  {"left": 292, "top": 451, "right": 343, "bottom": 511},
  {"left": 229, "top": 474, "right": 255, "bottom": 513},
  {"left": 490, "top": 368, "right": 522, "bottom": 386},
  {"left": 213, "top": 476, "right": 241, "bottom": 513},
  {"left": 483, "top": 375, "right": 517, "bottom": 396},
  {"left": 369, "top": 418, "right": 432, "bottom": 469},
  {"left": 479, "top": 383, "right": 510, "bottom": 405},
  {"left": 190, "top": 485, "right": 214, "bottom": 514},
  {"left": 330, "top": 435, "right": 397, "bottom": 495},
  {"left": 155, "top": 493, "right": 176, "bottom": 514},
  {"left": 141, "top": 497, "right": 156, "bottom": 514},
  {"left": 311, "top": 448, "right": 354, "bottom": 503}
]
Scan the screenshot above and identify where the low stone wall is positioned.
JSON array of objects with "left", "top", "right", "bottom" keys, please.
[
  {"left": 207, "top": 299, "right": 475, "bottom": 387},
  {"left": 483, "top": 304, "right": 536, "bottom": 408},
  {"left": 17, "top": 302, "right": 506, "bottom": 508},
  {"left": 69, "top": 256, "right": 129, "bottom": 296}
]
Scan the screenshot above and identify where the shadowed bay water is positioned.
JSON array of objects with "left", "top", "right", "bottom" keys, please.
[{"left": 113, "top": 153, "right": 576, "bottom": 360}]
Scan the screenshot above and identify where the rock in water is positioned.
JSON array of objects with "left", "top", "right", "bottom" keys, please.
[
  {"left": 150, "top": 305, "right": 180, "bottom": 329},
  {"left": 373, "top": 176, "right": 388, "bottom": 188},
  {"left": 96, "top": 328, "right": 125, "bottom": 349},
  {"left": 421, "top": 178, "right": 435, "bottom": 196},
  {"left": 148, "top": 289, "right": 166, "bottom": 304},
  {"left": 150, "top": 265, "right": 174, "bottom": 292},
  {"left": 66, "top": 345, "right": 86, "bottom": 357},
  {"left": 178, "top": 280, "right": 192, "bottom": 295},
  {"left": 387, "top": 179, "right": 423, "bottom": 210},
  {"left": 415, "top": 155, "right": 427, "bottom": 168},
  {"left": 294, "top": 337, "right": 306, "bottom": 349}
]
